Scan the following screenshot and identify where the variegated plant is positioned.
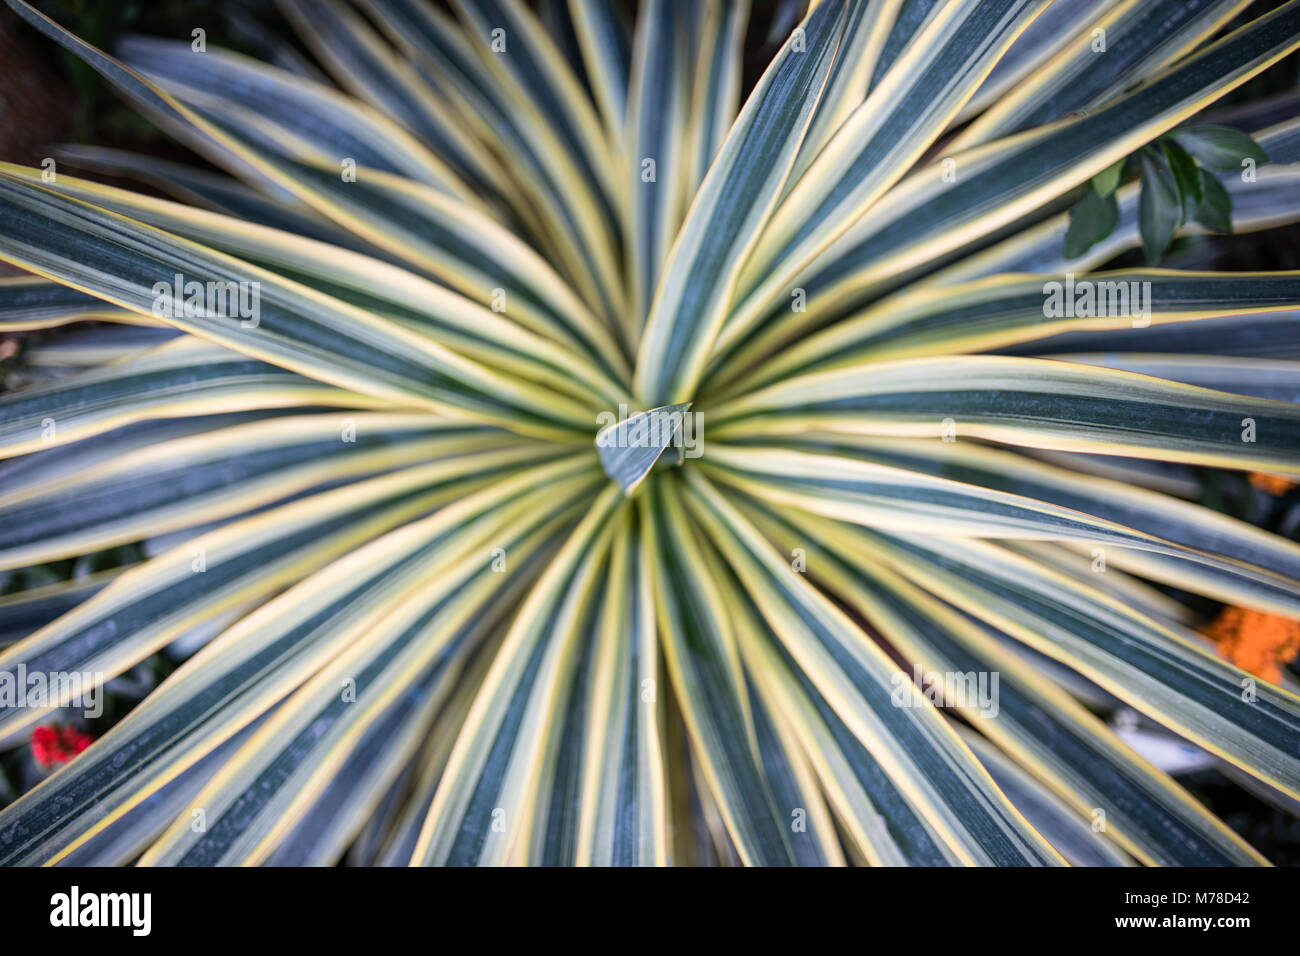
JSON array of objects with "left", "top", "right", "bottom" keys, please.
[{"left": 1, "top": 0, "right": 1300, "bottom": 866}]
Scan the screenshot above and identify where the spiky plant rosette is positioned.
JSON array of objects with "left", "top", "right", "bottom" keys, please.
[{"left": 2, "top": 0, "right": 1300, "bottom": 867}]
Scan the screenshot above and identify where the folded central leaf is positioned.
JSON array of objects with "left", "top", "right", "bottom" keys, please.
[{"left": 595, "top": 402, "right": 695, "bottom": 494}]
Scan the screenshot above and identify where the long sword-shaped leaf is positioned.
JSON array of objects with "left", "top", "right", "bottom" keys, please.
[
  {"left": 518, "top": 540, "right": 609, "bottom": 865},
  {"left": 711, "top": 1, "right": 1300, "bottom": 380},
  {"left": 851, "top": 528, "right": 1300, "bottom": 799},
  {"left": 703, "top": 550, "right": 861, "bottom": 866},
  {"left": 743, "top": 499, "right": 1265, "bottom": 865},
  {"left": 451, "top": 0, "right": 618, "bottom": 208},
  {"left": 1001, "top": 309, "right": 1300, "bottom": 361},
  {"left": 1051, "top": 354, "right": 1300, "bottom": 405},
  {"left": 138, "top": 502, "right": 574, "bottom": 866},
  {"left": 567, "top": 0, "right": 631, "bottom": 142},
  {"left": 277, "top": 0, "right": 520, "bottom": 210},
  {"left": 374, "top": 634, "right": 501, "bottom": 866},
  {"left": 0, "top": 462, "right": 599, "bottom": 865},
  {"left": 633, "top": 0, "right": 846, "bottom": 406},
  {"left": 679, "top": 470, "right": 1064, "bottom": 865},
  {"left": 956, "top": 730, "right": 1133, "bottom": 867},
  {"left": 698, "top": 442, "right": 1300, "bottom": 616},
  {"left": 0, "top": 446, "right": 556, "bottom": 743},
  {"left": 21, "top": 325, "right": 178, "bottom": 369},
  {"left": 952, "top": 0, "right": 1123, "bottom": 127},
  {"left": 726, "top": 603, "right": 956, "bottom": 865},
  {"left": 685, "top": 0, "right": 749, "bottom": 195},
  {"left": 710, "top": 355, "right": 1300, "bottom": 472},
  {"left": 746, "top": 433, "right": 1300, "bottom": 617},
  {"left": 358, "top": 0, "right": 625, "bottom": 326},
  {"left": 733, "top": 270, "right": 1300, "bottom": 393},
  {"left": 733, "top": 0, "right": 1049, "bottom": 347},
  {"left": 788, "top": 0, "right": 899, "bottom": 184},
  {"left": 0, "top": 569, "right": 121, "bottom": 649},
  {"left": 0, "top": 173, "right": 594, "bottom": 438},
  {"left": 0, "top": 277, "right": 145, "bottom": 331},
  {"left": 574, "top": 508, "right": 668, "bottom": 866},
  {"left": 113, "top": 34, "right": 476, "bottom": 202},
  {"left": 624, "top": 0, "right": 690, "bottom": 335},
  {"left": 642, "top": 478, "right": 796, "bottom": 865},
  {"left": 868, "top": 0, "right": 942, "bottom": 86},
  {"left": 741, "top": 667, "right": 845, "bottom": 866},
  {"left": 53, "top": 725, "right": 260, "bottom": 867},
  {"left": 1007, "top": 540, "right": 1197, "bottom": 630},
  {"left": 0, "top": 415, "right": 520, "bottom": 571},
  {"left": 261, "top": 664, "right": 451, "bottom": 867},
  {"left": 951, "top": 0, "right": 1252, "bottom": 152},
  {"left": 0, "top": 411, "right": 274, "bottom": 496},
  {"left": 412, "top": 485, "right": 622, "bottom": 865},
  {"left": 51, "top": 145, "right": 360, "bottom": 248},
  {"left": 5, "top": 1, "right": 622, "bottom": 351},
  {"left": 0, "top": 337, "right": 382, "bottom": 461},
  {"left": 448, "top": 0, "right": 624, "bottom": 322},
  {"left": 931, "top": 165, "right": 1300, "bottom": 286},
  {"left": 0, "top": 162, "right": 630, "bottom": 405}
]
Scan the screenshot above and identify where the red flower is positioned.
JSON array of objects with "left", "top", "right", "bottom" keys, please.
[{"left": 30, "top": 724, "right": 94, "bottom": 769}]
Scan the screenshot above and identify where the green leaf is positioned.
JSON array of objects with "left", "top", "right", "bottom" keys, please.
[
  {"left": 1064, "top": 186, "right": 1119, "bottom": 258},
  {"left": 138, "top": 508, "right": 561, "bottom": 866},
  {"left": 1091, "top": 158, "right": 1126, "bottom": 197},
  {"left": 277, "top": 0, "right": 521, "bottom": 211},
  {"left": 1139, "top": 149, "right": 1181, "bottom": 264},
  {"left": 1, "top": 163, "right": 631, "bottom": 401},
  {"left": 867, "top": 531, "right": 1300, "bottom": 800},
  {"left": 685, "top": 0, "right": 750, "bottom": 195},
  {"left": 568, "top": 0, "right": 632, "bottom": 141},
  {"left": 0, "top": 450, "right": 569, "bottom": 745},
  {"left": 0, "top": 276, "right": 138, "bottom": 330},
  {"left": 360, "top": 0, "right": 625, "bottom": 326},
  {"left": 957, "top": 730, "right": 1134, "bottom": 867},
  {"left": 1195, "top": 173, "right": 1234, "bottom": 232},
  {"left": 758, "top": 433, "right": 1300, "bottom": 618},
  {"left": 1162, "top": 139, "right": 1205, "bottom": 219},
  {"left": 788, "top": 0, "right": 891, "bottom": 183},
  {"left": 1170, "top": 124, "right": 1270, "bottom": 172},
  {"left": 364, "top": 642, "right": 497, "bottom": 865},
  {"left": 932, "top": 117, "right": 1300, "bottom": 283},
  {"left": 0, "top": 172, "right": 595, "bottom": 440},
  {"left": 572, "top": 509, "right": 668, "bottom": 866}
]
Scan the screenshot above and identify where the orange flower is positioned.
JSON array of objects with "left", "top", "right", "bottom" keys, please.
[
  {"left": 1203, "top": 606, "right": 1300, "bottom": 684},
  {"left": 1248, "top": 472, "right": 1297, "bottom": 495},
  {"left": 30, "top": 724, "right": 93, "bottom": 769}
]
